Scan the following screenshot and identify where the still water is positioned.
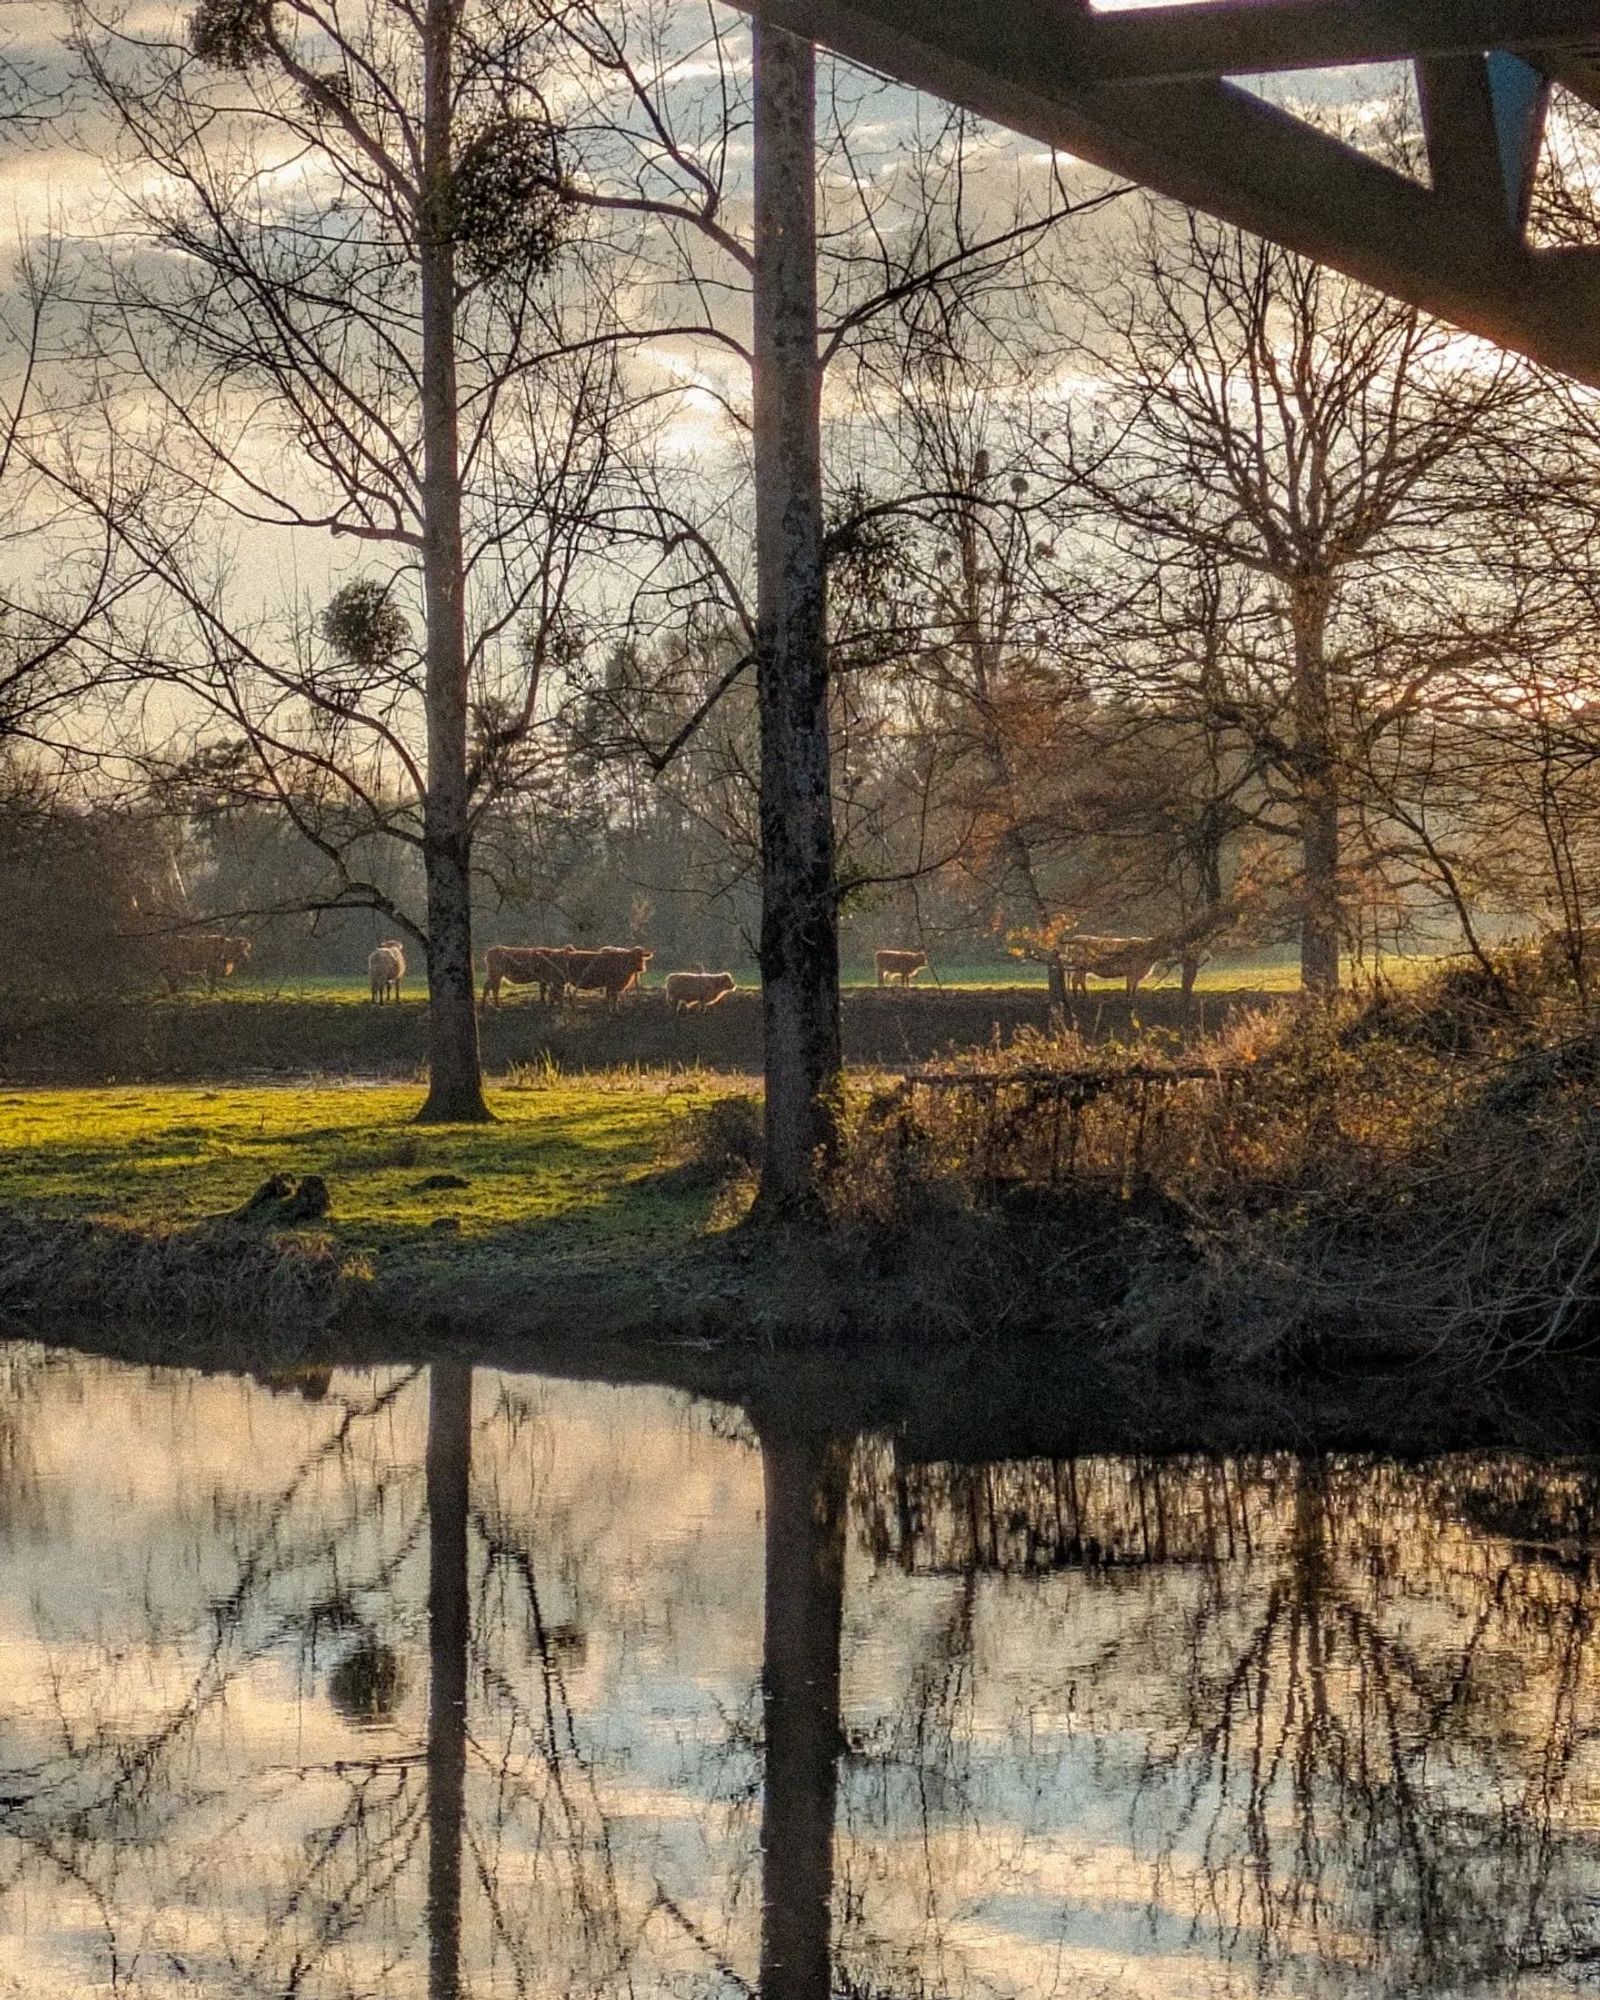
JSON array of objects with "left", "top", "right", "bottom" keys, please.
[{"left": 0, "top": 1343, "right": 1598, "bottom": 1998}]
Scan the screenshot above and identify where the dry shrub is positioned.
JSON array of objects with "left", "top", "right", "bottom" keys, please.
[
  {"left": 830, "top": 956, "right": 1600, "bottom": 1370},
  {"left": 654, "top": 1093, "right": 763, "bottom": 1220}
]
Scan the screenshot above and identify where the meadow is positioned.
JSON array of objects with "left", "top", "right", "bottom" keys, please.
[
  {"left": 226, "top": 948, "right": 1316, "bottom": 1004},
  {"left": 0, "top": 1078, "right": 729, "bottom": 1296}
]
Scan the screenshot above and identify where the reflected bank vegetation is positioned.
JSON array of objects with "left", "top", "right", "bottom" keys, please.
[{"left": 0, "top": 1343, "right": 1597, "bottom": 1998}]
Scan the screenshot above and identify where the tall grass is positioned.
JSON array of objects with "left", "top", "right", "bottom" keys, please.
[{"left": 821, "top": 945, "right": 1600, "bottom": 1369}]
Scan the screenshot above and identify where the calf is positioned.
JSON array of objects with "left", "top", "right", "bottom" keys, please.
[
  {"left": 666, "top": 969, "right": 736, "bottom": 1013},
  {"left": 875, "top": 948, "right": 929, "bottom": 989}
]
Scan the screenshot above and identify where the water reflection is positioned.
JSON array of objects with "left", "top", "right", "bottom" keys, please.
[
  {"left": 0, "top": 1344, "right": 1598, "bottom": 1997},
  {"left": 758, "top": 1423, "right": 848, "bottom": 2000},
  {"left": 428, "top": 1360, "right": 470, "bottom": 2000}
]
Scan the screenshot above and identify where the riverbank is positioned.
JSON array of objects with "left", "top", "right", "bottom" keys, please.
[
  {"left": 6, "top": 945, "right": 1600, "bottom": 1379},
  {"left": 0, "top": 1076, "right": 933, "bottom": 1351},
  {"left": 0, "top": 1078, "right": 747, "bottom": 1339}
]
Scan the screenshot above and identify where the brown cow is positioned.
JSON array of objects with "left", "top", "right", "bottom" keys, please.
[
  {"left": 158, "top": 934, "right": 252, "bottom": 994},
  {"left": 665, "top": 969, "right": 736, "bottom": 1013},
  {"left": 566, "top": 945, "right": 652, "bottom": 1012},
  {"left": 875, "top": 948, "right": 929, "bottom": 988},
  {"left": 481, "top": 945, "right": 572, "bottom": 1008},
  {"left": 1061, "top": 935, "right": 1159, "bottom": 998},
  {"left": 368, "top": 940, "right": 406, "bottom": 1004}
]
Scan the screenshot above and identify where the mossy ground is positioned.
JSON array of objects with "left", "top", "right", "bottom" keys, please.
[{"left": 0, "top": 1077, "right": 733, "bottom": 1293}]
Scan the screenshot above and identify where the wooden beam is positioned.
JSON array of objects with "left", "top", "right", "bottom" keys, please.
[
  {"left": 734, "top": 0, "right": 1600, "bottom": 383},
  {"left": 1086, "top": 0, "right": 1600, "bottom": 87}
]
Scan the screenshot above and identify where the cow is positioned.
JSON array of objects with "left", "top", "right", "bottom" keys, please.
[
  {"left": 875, "top": 948, "right": 929, "bottom": 988},
  {"left": 157, "top": 933, "right": 252, "bottom": 994},
  {"left": 368, "top": 940, "right": 406, "bottom": 1004},
  {"left": 666, "top": 969, "right": 736, "bottom": 1013},
  {"left": 1061, "top": 934, "right": 1161, "bottom": 998},
  {"left": 566, "top": 945, "right": 652, "bottom": 1012},
  {"left": 481, "top": 945, "right": 572, "bottom": 1009}
]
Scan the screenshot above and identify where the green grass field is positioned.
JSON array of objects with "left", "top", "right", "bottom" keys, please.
[
  {"left": 0, "top": 1079, "right": 727, "bottom": 1282},
  {"left": 232, "top": 949, "right": 1319, "bottom": 1005}
]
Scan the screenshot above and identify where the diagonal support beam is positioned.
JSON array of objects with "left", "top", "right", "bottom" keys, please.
[{"left": 734, "top": 0, "right": 1600, "bottom": 385}]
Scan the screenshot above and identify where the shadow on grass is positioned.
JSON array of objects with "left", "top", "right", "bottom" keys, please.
[{"left": 0, "top": 1090, "right": 724, "bottom": 1311}]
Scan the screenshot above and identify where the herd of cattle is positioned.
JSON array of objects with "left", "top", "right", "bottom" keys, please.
[{"left": 150, "top": 931, "right": 1187, "bottom": 1004}]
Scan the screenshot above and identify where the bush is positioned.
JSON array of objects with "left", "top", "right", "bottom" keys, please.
[{"left": 827, "top": 963, "right": 1600, "bottom": 1370}]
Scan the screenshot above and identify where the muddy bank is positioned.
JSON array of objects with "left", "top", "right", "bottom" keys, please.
[{"left": 0, "top": 984, "right": 1275, "bottom": 1083}]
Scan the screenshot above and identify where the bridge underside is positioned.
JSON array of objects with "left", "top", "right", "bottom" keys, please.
[{"left": 736, "top": 0, "right": 1600, "bottom": 383}]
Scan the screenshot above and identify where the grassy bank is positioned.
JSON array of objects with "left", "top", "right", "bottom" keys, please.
[
  {"left": 5, "top": 947, "right": 1589, "bottom": 1377},
  {"left": 0, "top": 1078, "right": 741, "bottom": 1336}
]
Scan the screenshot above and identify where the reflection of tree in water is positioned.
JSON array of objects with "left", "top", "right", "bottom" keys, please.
[
  {"left": 845, "top": 1446, "right": 1600, "bottom": 1997},
  {"left": 460, "top": 1376, "right": 704, "bottom": 1999},
  {"left": 7, "top": 1353, "right": 1600, "bottom": 2000},
  {"left": 758, "top": 1422, "right": 849, "bottom": 2000},
  {"left": 1136, "top": 1455, "right": 1600, "bottom": 1991},
  {"left": 0, "top": 1344, "right": 69, "bottom": 1547},
  {"left": 0, "top": 1360, "right": 743, "bottom": 2000},
  {"left": 0, "top": 1362, "right": 435, "bottom": 1996}
]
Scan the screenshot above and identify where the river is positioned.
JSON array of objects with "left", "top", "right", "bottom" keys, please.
[{"left": 0, "top": 1341, "right": 1596, "bottom": 1997}]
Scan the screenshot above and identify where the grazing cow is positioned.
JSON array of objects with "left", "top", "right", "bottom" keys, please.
[
  {"left": 481, "top": 945, "right": 572, "bottom": 1008},
  {"left": 368, "top": 940, "right": 406, "bottom": 1004},
  {"left": 1061, "top": 934, "right": 1160, "bottom": 998},
  {"left": 566, "top": 945, "right": 652, "bottom": 1012},
  {"left": 158, "top": 933, "right": 252, "bottom": 994},
  {"left": 666, "top": 969, "right": 736, "bottom": 1013},
  {"left": 875, "top": 948, "right": 929, "bottom": 988}
]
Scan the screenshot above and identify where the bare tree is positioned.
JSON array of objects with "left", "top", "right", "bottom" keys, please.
[
  {"left": 535, "top": 8, "right": 1118, "bottom": 1193},
  {"left": 1066, "top": 207, "right": 1540, "bottom": 991},
  {"left": 62, "top": 0, "right": 610, "bottom": 1118}
]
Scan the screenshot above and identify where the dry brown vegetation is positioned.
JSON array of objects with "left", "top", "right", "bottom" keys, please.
[{"left": 814, "top": 943, "right": 1600, "bottom": 1369}]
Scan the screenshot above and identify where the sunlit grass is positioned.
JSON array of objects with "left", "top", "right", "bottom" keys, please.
[
  {"left": 0, "top": 1079, "right": 728, "bottom": 1277},
  {"left": 843, "top": 952, "right": 1441, "bottom": 994},
  {"left": 220, "top": 950, "right": 1445, "bottom": 1006}
]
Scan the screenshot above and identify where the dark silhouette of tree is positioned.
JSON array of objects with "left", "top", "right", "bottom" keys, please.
[
  {"left": 427, "top": 1360, "right": 472, "bottom": 2000},
  {"left": 756, "top": 1417, "right": 849, "bottom": 2000},
  {"left": 63, "top": 0, "right": 615, "bottom": 1119}
]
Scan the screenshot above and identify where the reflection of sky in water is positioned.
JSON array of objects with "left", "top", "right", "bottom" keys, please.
[{"left": 1, "top": 1344, "right": 1599, "bottom": 1998}]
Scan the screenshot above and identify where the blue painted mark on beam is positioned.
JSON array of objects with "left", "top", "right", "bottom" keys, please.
[{"left": 1486, "top": 50, "right": 1548, "bottom": 229}]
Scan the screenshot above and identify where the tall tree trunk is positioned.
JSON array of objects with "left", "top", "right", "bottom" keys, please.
[
  {"left": 750, "top": 23, "right": 839, "bottom": 1220},
  {"left": 1292, "top": 586, "right": 1340, "bottom": 994},
  {"left": 758, "top": 1424, "right": 848, "bottom": 2000},
  {"left": 417, "top": 0, "right": 489, "bottom": 1123},
  {"left": 426, "top": 1360, "right": 472, "bottom": 2000}
]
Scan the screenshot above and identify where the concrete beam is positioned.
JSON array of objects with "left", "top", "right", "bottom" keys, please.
[{"left": 734, "top": 0, "right": 1600, "bottom": 384}]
